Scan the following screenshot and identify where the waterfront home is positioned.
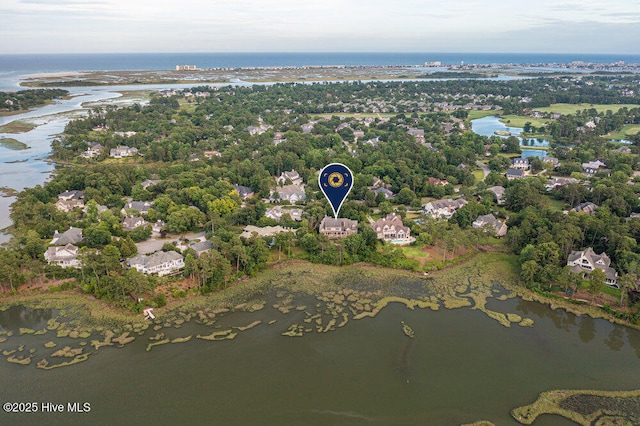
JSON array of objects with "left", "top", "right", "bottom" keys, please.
[
  {"left": 276, "top": 170, "right": 303, "bottom": 186},
  {"left": 269, "top": 185, "right": 306, "bottom": 204},
  {"left": 121, "top": 201, "right": 153, "bottom": 216},
  {"left": 44, "top": 244, "right": 80, "bottom": 268},
  {"left": 127, "top": 251, "right": 185, "bottom": 276},
  {"left": 510, "top": 158, "right": 530, "bottom": 170},
  {"left": 422, "top": 198, "right": 467, "bottom": 219},
  {"left": 240, "top": 225, "right": 292, "bottom": 239},
  {"left": 55, "top": 197, "right": 85, "bottom": 212},
  {"left": 58, "top": 190, "right": 84, "bottom": 201},
  {"left": 472, "top": 214, "right": 508, "bottom": 237},
  {"left": 81, "top": 142, "right": 104, "bottom": 159},
  {"left": 264, "top": 206, "right": 303, "bottom": 222},
  {"left": 50, "top": 227, "right": 84, "bottom": 245},
  {"left": 370, "top": 213, "right": 411, "bottom": 242},
  {"left": 319, "top": 216, "right": 358, "bottom": 239},
  {"left": 567, "top": 247, "right": 618, "bottom": 288},
  {"left": 110, "top": 145, "right": 139, "bottom": 158}
]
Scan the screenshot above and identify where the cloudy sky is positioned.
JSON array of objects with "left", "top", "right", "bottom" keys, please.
[{"left": 2, "top": 0, "right": 640, "bottom": 54}]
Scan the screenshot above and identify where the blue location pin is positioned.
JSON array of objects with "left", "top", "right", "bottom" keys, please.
[{"left": 318, "top": 163, "right": 354, "bottom": 218}]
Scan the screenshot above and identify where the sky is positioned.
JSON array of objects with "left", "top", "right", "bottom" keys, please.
[{"left": 2, "top": 0, "right": 640, "bottom": 54}]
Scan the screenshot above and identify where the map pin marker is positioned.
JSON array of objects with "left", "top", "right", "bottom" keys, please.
[{"left": 318, "top": 163, "right": 354, "bottom": 218}]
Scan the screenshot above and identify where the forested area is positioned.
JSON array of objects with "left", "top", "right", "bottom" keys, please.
[{"left": 0, "top": 89, "right": 68, "bottom": 112}]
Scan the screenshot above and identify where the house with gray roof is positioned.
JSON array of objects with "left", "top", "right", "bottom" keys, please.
[
  {"left": 50, "top": 227, "right": 84, "bottom": 245},
  {"left": 240, "top": 225, "right": 292, "bottom": 239},
  {"left": 423, "top": 198, "right": 467, "bottom": 219},
  {"left": 141, "top": 179, "right": 161, "bottom": 189},
  {"left": 127, "top": 251, "right": 185, "bottom": 276},
  {"left": 506, "top": 168, "right": 525, "bottom": 180},
  {"left": 486, "top": 186, "right": 505, "bottom": 205},
  {"left": 567, "top": 247, "right": 618, "bottom": 288},
  {"left": 110, "top": 145, "right": 139, "bottom": 158},
  {"left": 511, "top": 158, "right": 530, "bottom": 170},
  {"left": 570, "top": 202, "right": 597, "bottom": 215},
  {"left": 233, "top": 184, "right": 254, "bottom": 200},
  {"left": 319, "top": 216, "right": 358, "bottom": 239},
  {"left": 122, "top": 217, "right": 148, "bottom": 231},
  {"left": 264, "top": 206, "right": 303, "bottom": 222},
  {"left": 472, "top": 214, "right": 508, "bottom": 237},
  {"left": 276, "top": 170, "right": 303, "bottom": 186},
  {"left": 270, "top": 185, "right": 306, "bottom": 204},
  {"left": 189, "top": 240, "right": 213, "bottom": 257},
  {"left": 121, "top": 201, "right": 154, "bottom": 216}
]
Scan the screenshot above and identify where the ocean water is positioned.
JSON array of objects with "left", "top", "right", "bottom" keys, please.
[{"left": 1, "top": 52, "right": 639, "bottom": 75}]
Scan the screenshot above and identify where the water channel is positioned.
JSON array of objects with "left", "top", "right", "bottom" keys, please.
[
  {"left": 471, "top": 116, "right": 550, "bottom": 159},
  {"left": 1, "top": 295, "right": 639, "bottom": 425}
]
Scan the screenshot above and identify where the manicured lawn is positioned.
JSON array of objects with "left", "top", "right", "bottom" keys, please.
[
  {"left": 400, "top": 245, "right": 430, "bottom": 262},
  {"left": 499, "top": 115, "right": 554, "bottom": 128},
  {"left": 535, "top": 103, "right": 640, "bottom": 115},
  {"left": 607, "top": 124, "right": 640, "bottom": 140},
  {"left": 547, "top": 198, "right": 567, "bottom": 212},
  {"left": 467, "top": 110, "right": 502, "bottom": 120},
  {"left": 473, "top": 170, "right": 485, "bottom": 181}
]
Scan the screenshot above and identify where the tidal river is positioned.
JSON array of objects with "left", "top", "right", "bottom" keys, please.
[{"left": 1, "top": 296, "right": 639, "bottom": 425}]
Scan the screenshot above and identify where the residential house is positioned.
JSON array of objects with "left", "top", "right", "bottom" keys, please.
[
  {"left": 58, "top": 190, "right": 84, "bottom": 201},
  {"left": 204, "top": 150, "right": 222, "bottom": 159},
  {"left": 370, "top": 213, "right": 411, "bottom": 242},
  {"left": 127, "top": 251, "right": 185, "bottom": 276},
  {"left": 141, "top": 179, "right": 161, "bottom": 190},
  {"left": 506, "top": 168, "right": 525, "bottom": 180},
  {"left": 264, "top": 206, "right": 303, "bottom": 222},
  {"left": 110, "top": 145, "right": 139, "bottom": 158},
  {"left": 81, "top": 142, "right": 104, "bottom": 159},
  {"left": 189, "top": 240, "right": 213, "bottom": 257},
  {"left": 353, "top": 130, "right": 365, "bottom": 139},
  {"left": 318, "top": 216, "right": 358, "bottom": 239},
  {"left": 247, "top": 124, "right": 272, "bottom": 135},
  {"left": 511, "top": 158, "right": 530, "bottom": 170},
  {"left": 541, "top": 156, "right": 560, "bottom": 168},
  {"left": 371, "top": 187, "right": 395, "bottom": 199},
  {"left": 486, "top": 186, "right": 505, "bottom": 205},
  {"left": 567, "top": 247, "right": 619, "bottom": 287},
  {"left": 427, "top": 177, "right": 449, "bottom": 186},
  {"left": 276, "top": 170, "right": 303, "bottom": 186},
  {"left": 233, "top": 184, "right": 254, "bottom": 200},
  {"left": 270, "top": 185, "right": 306, "bottom": 204},
  {"left": 122, "top": 216, "right": 148, "bottom": 232},
  {"left": 301, "top": 122, "right": 316, "bottom": 134},
  {"left": 240, "top": 225, "right": 292, "bottom": 239},
  {"left": 472, "top": 214, "right": 508, "bottom": 237},
  {"left": 50, "top": 227, "right": 84, "bottom": 245},
  {"left": 423, "top": 198, "right": 468, "bottom": 219},
  {"left": 570, "top": 202, "right": 598, "bottom": 215},
  {"left": 582, "top": 160, "right": 608, "bottom": 176},
  {"left": 273, "top": 132, "right": 287, "bottom": 145},
  {"left": 612, "top": 146, "right": 632, "bottom": 154},
  {"left": 44, "top": 244, "right": 80, "bottom": 268},
  {"left": 121, "top": 201, "right": 153, "bottom": 216},
  {"left": 546, "top": 177, "right": 579, "bottom": 191}
]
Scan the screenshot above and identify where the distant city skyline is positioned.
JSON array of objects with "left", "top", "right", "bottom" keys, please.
[{"left": 2, "top": 0, "right": 640, "bottom": 54}]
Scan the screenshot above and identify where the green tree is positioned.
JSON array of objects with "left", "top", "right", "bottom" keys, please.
[{"left": 587, "top": 268, "right": 607, "bottom": 305}]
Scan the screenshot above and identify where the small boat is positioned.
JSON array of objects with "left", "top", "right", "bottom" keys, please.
[{"left": 401, "top": 321, "right": 415, "bottom": 338}]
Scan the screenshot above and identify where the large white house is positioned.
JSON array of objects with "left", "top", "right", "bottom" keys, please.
[
  {"left": 44, "top": 244, "right": 80, "bottom": 268},
  {"left": 423, "top": 198, "right": 467, "bottom": 219},
  {"left": 567, "top": 247, "right": 619, "bottom": 288},
  {"left": 269, "top": 185, "right": 306, "bottom": 204},
  {"left": 127, "top": 251, "right": 185, "bottom": 276}
]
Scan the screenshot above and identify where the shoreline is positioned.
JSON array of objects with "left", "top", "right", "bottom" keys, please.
[{"left": 1, "top": 253, "right": 638, "bottom": 332}]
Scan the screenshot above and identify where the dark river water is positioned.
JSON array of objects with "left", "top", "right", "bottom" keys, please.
[{"left": 1, "top": 296, "right": 640, "bottom": 426}]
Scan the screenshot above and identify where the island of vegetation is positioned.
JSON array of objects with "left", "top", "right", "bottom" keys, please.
[{"left": 0, "top": 89, "right": 68, "bottom": 115}]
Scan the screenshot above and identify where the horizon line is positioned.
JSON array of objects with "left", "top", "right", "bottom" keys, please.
[{"left": 2, "top": 51, "right": 640, "bottom": 56}]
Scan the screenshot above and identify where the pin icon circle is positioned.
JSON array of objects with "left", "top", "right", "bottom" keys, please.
[{"left": 319, "top": 163, "right": 353, "bottom": 218}]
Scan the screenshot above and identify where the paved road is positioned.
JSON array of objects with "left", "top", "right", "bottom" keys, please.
[{"left": 475, "top": 160, "right": 491, "bottom": 181}]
